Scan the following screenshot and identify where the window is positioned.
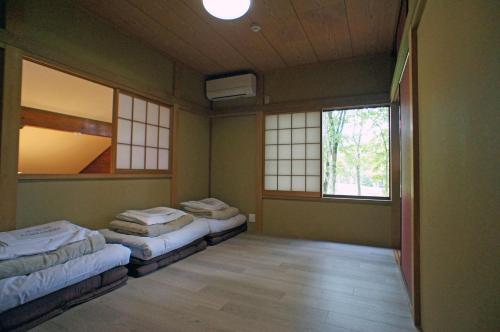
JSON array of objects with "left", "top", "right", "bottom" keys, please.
[
  {"left": 264, "top": 111, "right": 321, "bottom": 195},
  {"left": 323, "top": 107, "right": 390, "bottom": 199},
  {"left": 262, "top": 106, "right": 390, "bottom": 200},
  {"left": 19, "top": 60, "right": 114, "bottom": 175},
  {"left": 18, "top": 60, "right": 173, "bottom": 176},
  {"left": 115, "top": 92, "right": 172, "bottom": 172}
]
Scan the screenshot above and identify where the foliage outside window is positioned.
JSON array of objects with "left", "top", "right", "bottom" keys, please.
[{"left": 322, "top": 107, "right": 390, "bottom": 199}]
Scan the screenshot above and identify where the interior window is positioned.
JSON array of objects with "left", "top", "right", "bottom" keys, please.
[
  {"left": 18, "top": 60, "right": 173, "bottom": 176},
  {"left": 322, "top": 107, "right": 390, "bottom": 199},
  {"left": 19, "top": 60, "right": 113, "bottom": 175}
]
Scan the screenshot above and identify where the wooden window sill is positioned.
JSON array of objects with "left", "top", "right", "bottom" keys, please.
[
  {"left": 18, "top": 173, "right": 172, "bottom": 181},
  {"left": 262, "top": 194, "right": 392, "bottom": 206}
]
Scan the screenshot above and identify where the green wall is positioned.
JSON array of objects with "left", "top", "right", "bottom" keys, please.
[
  {"left": 417, "top": 1, "right": 500, "bottom": 331},
  {"left": 263, "top": 199, "right": 392, "bottom": 246},
  {"left": 265, "top": 55, "right": 394, "bottom": 104},
  {"left": 175, "top": 109, "right": 210, "bottom": 205},
  {"left": 0, "top": 0, "right": 209, "bottom": 231},
  {"left": 210, "top": 54, "right": 398, "bottom": 246},
  {"left": 210, "top": 115, "right": 257, "bottom": 232},
  {"left": 17, "top": 178, "right": 171, "bottom": 230}
]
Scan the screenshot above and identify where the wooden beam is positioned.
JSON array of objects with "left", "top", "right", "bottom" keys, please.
[{"left": 20, "top": 106, "right": 112, "bottom": 137}]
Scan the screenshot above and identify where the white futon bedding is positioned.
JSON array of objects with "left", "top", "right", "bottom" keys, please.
[
  {"left": 99, "top": 219, "right": 210, "bottom": 261},
  {"left": 0, "top": 244, "right": 130, "bottom": 314},
  {"left": 197, "top": 214, "right": 247, "bottom": 234}
]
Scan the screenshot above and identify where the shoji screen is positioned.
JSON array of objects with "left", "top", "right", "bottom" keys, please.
[
  {"left": 116, "top": 92, "right": 171, "bottom": 173},
  {"left": 264, "top": 111, "right": 321, "bottom": 194}
]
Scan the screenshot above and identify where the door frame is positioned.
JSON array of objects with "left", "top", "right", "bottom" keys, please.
[{"left": 398, "top": 29, "right": 421, "bottom": 327}]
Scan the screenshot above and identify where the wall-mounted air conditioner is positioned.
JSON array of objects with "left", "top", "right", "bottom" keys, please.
[{"left": 206, "top": 73, "right": 256, "bottom": 101}]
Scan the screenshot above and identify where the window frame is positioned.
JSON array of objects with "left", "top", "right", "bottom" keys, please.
[
  {"left": 17, "top": 56, "right": 174, "bottom": 179},
  {"left": 113, "top": 89, "right": 174, "bottom": 176},
  {"left": 261, "top": 104, "right": 392, "bottom": 202},
  {"left": 262, "top": 110, "right": 322, "bottom": 199},
  {"left": 321, "top": 106, "right": 391, "bottom": 201}
]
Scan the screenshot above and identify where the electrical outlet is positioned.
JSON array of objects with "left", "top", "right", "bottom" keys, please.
[{"left": 248, "top": 213, "right": 256, "bottom": 223}]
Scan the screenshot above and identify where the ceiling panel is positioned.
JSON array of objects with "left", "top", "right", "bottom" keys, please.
[{"left": 76, "top": 0, "right": 401, "bottom": 75}]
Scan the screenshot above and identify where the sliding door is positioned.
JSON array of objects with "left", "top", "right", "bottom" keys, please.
[{"left": 399, "top": 30, "right": 420, "bottom": 325}]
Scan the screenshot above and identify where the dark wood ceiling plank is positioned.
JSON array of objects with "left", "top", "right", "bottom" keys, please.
[
  {"left": 76, "top": 0, "right": 400, "bottom": 74},
  {"left": 346, "top": 0, "right": 400, "bottom": 56},
  {"left": 128, "top": 0, "right": 253, "bottom": 73},
  {"left": 182, "top": 0, "right": 287, "bottom": 73},
  {"left": 291, "top": 0, "right": 353, "bottom": 61},
  {"left": 77, "top": 0, "right": 223, "bottom": 73}
]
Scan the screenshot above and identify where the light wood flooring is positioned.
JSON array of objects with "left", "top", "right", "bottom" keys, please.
[{"left": 34, "top": 233, "right": 417, "bottom": 332}]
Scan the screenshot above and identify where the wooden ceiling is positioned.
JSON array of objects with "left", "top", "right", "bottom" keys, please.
[{"left": 76, "top": 0, "right": 401, "bottom": 75}]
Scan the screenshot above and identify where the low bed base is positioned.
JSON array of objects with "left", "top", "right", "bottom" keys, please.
[
  {"left": 127, "top": 237, "right": 207, "bottom": 277},
  {"left": 206, "top": 223, "right": 247, "bottom": 246},
  {"left": 0, "top": 266, "right": 128, "bottom": 332}
]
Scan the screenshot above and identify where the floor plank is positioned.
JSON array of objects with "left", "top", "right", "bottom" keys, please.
[{"left": 33, "top": 233, "right": 417, "bottom": 332}]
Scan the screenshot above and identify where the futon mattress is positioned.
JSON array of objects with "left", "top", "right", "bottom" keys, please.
[
  {"left": 0, "top": 244, "right": 130, "bottom": 314},
  {"left": 100, "top": 219, "right": 210, "bottom": 260},
  {"left": 198, "top": 214, "right": 247, "bottom": 234}
]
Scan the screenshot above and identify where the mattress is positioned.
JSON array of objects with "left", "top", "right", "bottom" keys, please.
[
  {"left": 0, "top": 244, "right": 130, "bottom": 314},
  {"left": 206, "top": 223, "right": 247, "bottom": 246},
  {"left": 128, "top": 238, "right": 207, "bottom": 277},
  {"left": 0, "top": 266, "right": 128, "bottom": 332},
  {"left": 100, "top": 219, "right": 210, "bottom": 260},
  {"left": 198, "top": 214, "right": 247, "bottom": 234}
]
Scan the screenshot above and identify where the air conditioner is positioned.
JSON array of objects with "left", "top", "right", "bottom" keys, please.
[{"left": 206, "top": 73, "right": 256, "bottom": 101}]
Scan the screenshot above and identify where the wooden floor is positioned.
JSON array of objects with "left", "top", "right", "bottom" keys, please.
[{"left": 34, "top": 234, "right": 417, "bottom": 332}]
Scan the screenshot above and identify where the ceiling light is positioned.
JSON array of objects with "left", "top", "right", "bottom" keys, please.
[{"left": 202, "top": 0, "right": 251, "bottom": 20}]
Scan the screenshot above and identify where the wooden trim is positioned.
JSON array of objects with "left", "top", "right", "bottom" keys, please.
[
  {"left": 111, "top": 89, "right": 118, "bottom": 173},
  {"left": 390, "top": 102, "right": 402, "bottom": 248},
  {"left": 390, "top": 0, "right": 427, "bottom": 101},
  {"left": 208, "top": 117, "right": 213, "bottom": 196},
  {"left": 18, "top": 173, "right": 172, "bottom": 181},
  {"left": 255, "top": 111, "right": 263, "bottom": 232},
  {"left": 0, "top": 46, "right": 22, "bottom": 231},
  {"left": 212, "top": 93, "right": 390, "bottom": 117},
  {"left": 262, "top": 195, "right": 392, "bottom": 206},
  {"left": 409, "top": 28, "right": 421, "bottom": 327},
  {"left": 20, "top": 106, "right": 112, "bottom": 137},
  {"left": 169, "top": 106, "right": 179, "bottom": 207},
  {"left": 263, "top": 190, "right": 321, "bottom": 198}
]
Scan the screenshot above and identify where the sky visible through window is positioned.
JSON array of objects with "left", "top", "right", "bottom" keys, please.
[{"left": 322, "top": 107, "right": 390, "bottom": 198}]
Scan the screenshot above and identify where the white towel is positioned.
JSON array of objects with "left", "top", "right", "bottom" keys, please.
[
  {"left": 116, "top": 207, "right": 187, "bottom": 226},
  {"left": 0, "top": 220, "right": 100, "bottom": 261},
  {"left": 180, "top": 198, "right": 229, "bottom": 211}
]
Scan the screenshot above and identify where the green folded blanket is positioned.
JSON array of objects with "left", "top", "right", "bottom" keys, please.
[
  {"left": 109, "top": 214, "right": 194, "bottom": 237},
  {"left": 184, "top": 206, "right": 239, "bottom": 220},
  {"left": 0, "top": 233, "right": 105, "bottom": 279}
]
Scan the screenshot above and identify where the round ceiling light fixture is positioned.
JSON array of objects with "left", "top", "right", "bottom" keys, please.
[{"left": 202, "top": 0, "right": 251, "bottom": 20}]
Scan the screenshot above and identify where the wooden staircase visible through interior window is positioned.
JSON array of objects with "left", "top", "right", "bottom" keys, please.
[{"left": 80, "top": 146, "right": 111, "bottom": 174}]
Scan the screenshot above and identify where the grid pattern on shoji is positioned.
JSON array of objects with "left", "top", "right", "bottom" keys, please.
[
  {"left": 116, "top": 92, "right": 171, "bottom": 171},
  {"left": 264, "top": 112, "right": 321, "bottom": 192}
]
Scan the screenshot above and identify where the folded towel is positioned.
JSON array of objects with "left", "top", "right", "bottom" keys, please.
[
  {"left": 0, "top": 221, "right": 101, "bottom": 261},
  {"left": 109, "top": 214, "right": 194, "bottom": 237},
  {"left": 117, "top": 207, "right": 187, "bottom": 226},
  {"left": 180, "top": 198, "right": 229, "bottom": 212},
  {"left": 185, "top": 206, "right": 240, "bottom": 220},
  {"left": 0, "top": 233, "right": 105, "bottom": 279}
]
